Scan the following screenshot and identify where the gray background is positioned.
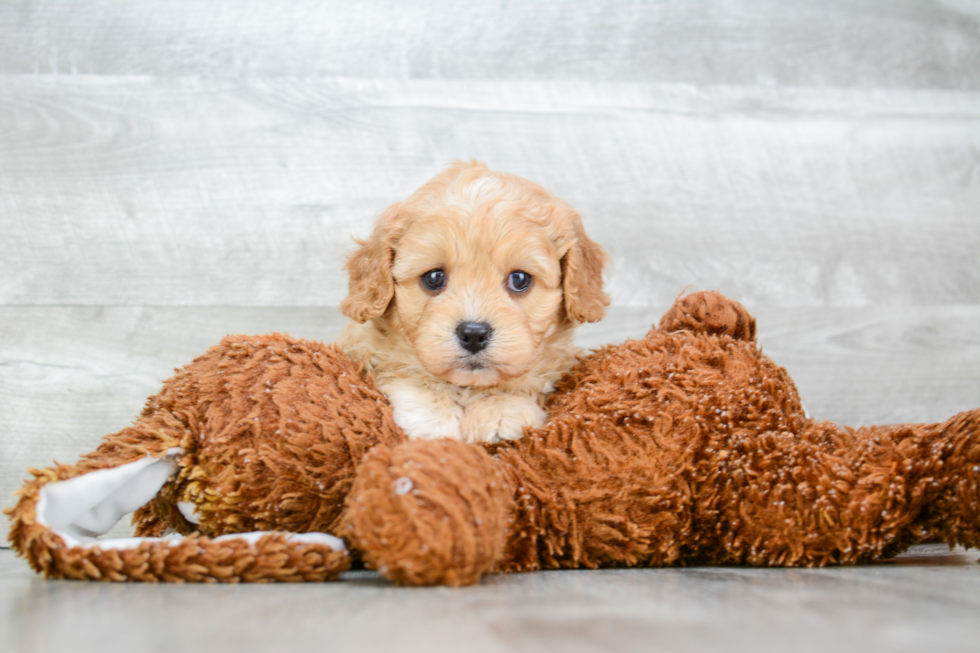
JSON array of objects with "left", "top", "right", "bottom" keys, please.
[
  {"left": 2, "top": 3, "right": 980, "bottom": 653},
  {"left": 1, "top": 1, "right": 978, "bottom": 546}
]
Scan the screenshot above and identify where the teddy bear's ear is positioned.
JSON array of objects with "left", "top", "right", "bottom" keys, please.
[
  {"left": 340, "top": 202, "right": 404, "bottom": 323},
  {"left": 557, "top": 203, "right": 610, "bottom": 324},
  {"left": 658, "top": 290, "right": 757, "bottom": 342}
]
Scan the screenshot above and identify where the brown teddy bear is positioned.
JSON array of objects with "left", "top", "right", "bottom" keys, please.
[{"left": 7, "top": 291, "right": 980, "bottom": 585}]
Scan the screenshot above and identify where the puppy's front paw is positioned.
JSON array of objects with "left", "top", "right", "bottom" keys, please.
[
  {"left": 381, "top": 380, "right": 464, "bottom": 441},
  {"left": 461, "top": 395, "right": 546, "bottom": 443}
]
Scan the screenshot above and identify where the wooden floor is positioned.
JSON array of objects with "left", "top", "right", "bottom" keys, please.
[
  {"left": 1, "top": 2, "right": 979, "bottom": 649},
  {"left": 3, "top": 545, "right": 980, "bottom": 653}
]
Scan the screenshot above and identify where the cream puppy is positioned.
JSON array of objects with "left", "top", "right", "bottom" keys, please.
[{"left": 337, "top": 162, "right": 608, "bottom": 443}]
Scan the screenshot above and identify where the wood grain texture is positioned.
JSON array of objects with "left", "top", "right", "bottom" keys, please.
[
  {"left": 2, "top": 0, "right": 979, "bottom": 88},
  {"left": 1, "top": 0, "right": 979, "bottom": 546},
  {"left": 2, "top": 77, "right": 978, "bottom": 307},
  {"left": 3, "top": 544, "right": 980, "bottom": 653}
]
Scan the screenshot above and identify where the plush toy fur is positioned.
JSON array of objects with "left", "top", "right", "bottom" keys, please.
[{"left": 7, "top": 292, "right": 980, "bottom": 585}]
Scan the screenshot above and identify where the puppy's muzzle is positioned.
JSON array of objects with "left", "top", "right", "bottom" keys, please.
[{"left": 456, "top": 321, "right": 492, "bottom": 354}]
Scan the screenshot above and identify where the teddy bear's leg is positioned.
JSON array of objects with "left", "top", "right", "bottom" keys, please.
[
  {"left": 5, "top": 409, "right": 190, "bottom": 578},
  {"left": 6, "top": 333, "right": 399, "bottom": 581},
  {"left": 690, "top": 409, "right": 980, "bottom": 566},
  {"left": 132, "top": 334, "right": 405, "bottom": 539},
  {"left": 342, "top": 439, "right": 515, "bottom": 586},
  {"left": 6, "top": 411, "right": 351, "bottom": 582},
  {"left": 657, "top": 290, "right": 757, "bottom": 342}
]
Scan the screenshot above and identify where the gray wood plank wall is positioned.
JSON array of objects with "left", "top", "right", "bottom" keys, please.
[{"left": 2, "top": 0, "right": 979, "bottom": 542}]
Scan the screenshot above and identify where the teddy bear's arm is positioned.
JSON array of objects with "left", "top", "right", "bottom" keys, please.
[
  {"left": 343, "top": 438, "right": 514, "bottom": 586},
  {"left": 343, "top": 292, "right": 980, "bottom": 585}
]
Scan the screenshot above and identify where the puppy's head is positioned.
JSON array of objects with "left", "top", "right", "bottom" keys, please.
[{"left": 341, "top": 162, "right": 608, "bottom": 387}]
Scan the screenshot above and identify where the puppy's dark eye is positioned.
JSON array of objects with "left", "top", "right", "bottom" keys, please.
[
  {"left": 420, "top": 269, "right": 446, "bottom": 292},
  {"left": 507, "top": 270, "right": 532, "bottom": 293}
]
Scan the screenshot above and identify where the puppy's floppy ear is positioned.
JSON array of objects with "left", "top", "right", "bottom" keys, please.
[
  {"left": 558, "top": 205, "right": 610, "bottom": 323},
  {"left": 340, "top": 203, "right": 403, "bottom": 323}
]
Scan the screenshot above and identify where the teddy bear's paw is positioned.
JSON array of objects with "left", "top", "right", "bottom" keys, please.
[
  {"left": 343, "top": 439, "right": 514, "bottom": 586},
  {"left": 460, "top": 395, "right": 546, "bottom": 443}
]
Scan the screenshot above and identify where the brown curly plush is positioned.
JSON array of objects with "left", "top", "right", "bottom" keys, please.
[
  {"left": 8, "top": 292, "right": 980, "bottom": 585},
  {"left": 7, "top": 336, "right": 398, "bottom": 582},
  {"left": 659, "top": 289, "right": 757, "bottom": 341}
]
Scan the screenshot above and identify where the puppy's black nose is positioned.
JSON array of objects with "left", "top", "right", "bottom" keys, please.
[{"left": 456, "top": 321, "right": 492, "bottom": 354}]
